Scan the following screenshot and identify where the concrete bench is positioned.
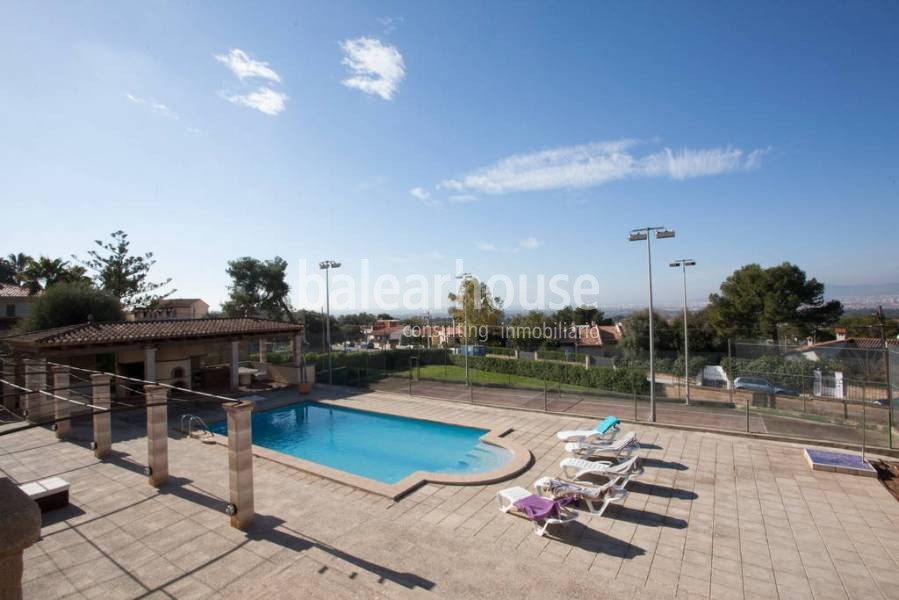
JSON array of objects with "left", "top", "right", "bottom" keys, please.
[{"left": 18, "top": 477, "right": 70, "bottom": 512}]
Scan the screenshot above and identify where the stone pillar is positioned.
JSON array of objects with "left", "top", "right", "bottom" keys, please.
[
  {"left": 293, "top": 333, "right": 304, "bottom": 384},
  {"left": 0, "top": 478, "right": 41, "bottom": 600},
  {"left": 2, "top": 360, "right": 16, "bottom": 412},
  {"left": 144, "top": 385, "right": 169, "bottom": 487},
  {"left": 258, "top": 339, "right": 267, "bottom": 365},
  {"left": 145, "top": 347, "right": 157, "bottom": 382},
  {"left": 230, "top": 340, "right": 240, "bottom": 391},
  {"left": 91, "top": 374, "right": 111, "bottom": 459},
  {"left": 224, "top": 401, "right": 254, "bottom": 530},
  {"left": 585, "top": 355, "right": 590, "bottom": 370},
  {"left": 51, "top": 366, "right": 70, "bottom": 439},
  {"left": 23, "top": 359, "right": 45, "bottom": 421}
]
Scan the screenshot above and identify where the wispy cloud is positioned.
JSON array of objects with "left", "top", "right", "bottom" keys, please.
[
  {"left": 216, "top": 48, "right": 287, "bottom": 116},
  {"left": 340, "top": 37, "right": 405, "bottom": 100},
  {"left": 215, "top": 49, "right": 281, "bottom": 82},
  {"left": 410, "top": 186, "right": 443, "bottom": 208},
  {"left": 520, "top": 236, "right": 540, "bottom": 250},
  {"left": 377, "top": 16, "right": 404, "bottom": 34},
  {"left": 440, "top": 140, "right": 769, "bottom": 195},
  {"left": 448, "top": 194, "right": 479, "bottom": 204},
  {"left": 224, "top": 87, "right": 288, "bottom": 116},
  {"left": 126, "top": 93, "right": 176, "bottom": 118},
  {"left": 475, "top": 237, "right": 540, "bottom": 253}
]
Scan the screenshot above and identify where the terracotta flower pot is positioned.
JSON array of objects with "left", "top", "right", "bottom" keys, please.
[{"left": 298, "top": 382, "right": 312, "bottom": 395}]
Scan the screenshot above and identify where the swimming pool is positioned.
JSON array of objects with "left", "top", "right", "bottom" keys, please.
[{"left": 209, "top": 402, "right": 513, "bottom": 484}]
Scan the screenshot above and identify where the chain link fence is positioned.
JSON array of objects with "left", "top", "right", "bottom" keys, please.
[{"left": 310, "top": 339, "right": 897, "bottom": 451}]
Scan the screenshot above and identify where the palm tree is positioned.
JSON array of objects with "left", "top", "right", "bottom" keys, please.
[
  {"left": 22, "top": 256, "right": 70, "bottom": 293},
  {"left": 5, "top": 253, "right": 33, "bottom": 285}
]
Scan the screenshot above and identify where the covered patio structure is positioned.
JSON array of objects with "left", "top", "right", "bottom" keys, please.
[{"left": 1, "top": 317, "right": 305, "bottom": 396}]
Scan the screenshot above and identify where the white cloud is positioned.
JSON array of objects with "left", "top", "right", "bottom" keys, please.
[
  {"left": 215, "top": 49, "right": 281, "bottom": 82},
  {"left": 440, "top": 140, "right": 768, "bottom": 195},
  {"left": 225, "top": 87, "right": 287, "bottom": 116},
  {"left": 448, "top": 194, "right": 479, "bottom": 204},
  {"left": 409, "top": 187, "right": 430, "bottom": 200},
  {"left": 126, "top": 93, "right": 175, "bottom": 117},
  {"left": 340, "top": 37, "right": 405, "bottom": 100},
  {"left": 476, "top": 242, "right": 498, "bottom": 252},
  {"left": 520, "top": 236, "right": 539, "bottom": 250}
]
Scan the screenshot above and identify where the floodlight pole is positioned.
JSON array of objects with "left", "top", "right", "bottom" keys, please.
[
  {"left": 629, "top": 227, "right": 675, "bottom": 422},
  {"left": 671, "top": 259, "right": 696, "bottom": 405},
  {"left": 319, "top": 260, "right": 341, "bottom": 385},
  {"left": 457, "top": 273, "right": 473, "bottom": 386}
]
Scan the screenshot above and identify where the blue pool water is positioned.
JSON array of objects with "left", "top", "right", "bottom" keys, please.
[{"left": 209, "top": 402, "right": 513, "bottom": 484}]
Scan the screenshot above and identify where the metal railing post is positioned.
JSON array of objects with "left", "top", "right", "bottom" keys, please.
[{"left": 862, "top": 380, "right": 867, "bottom": 459}]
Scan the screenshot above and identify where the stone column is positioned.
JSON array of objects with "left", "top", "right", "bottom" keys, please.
[
  {"left": 145, "top": 347, "right": 157, "bottom": 382},
  {"left": 51, "top": 366, "right": 70, "bottom": 439},
  {"left": 0, "top": 478, "right": 41, "bottom": 600},
  {"left": 224, "top": 401, "right": 254, "bottom": 530},
  {"left": 2, "top": 360, "right": 16, "bottom": 412},
  {"left": 91, "top": 374, "right": 111, "bottom": 459},
  {"left": 144, "top": 385, "right": 169, "bottom": 487},
  {"left": 23, "top": 359, "right": 46, "bottom": 422},
  {"left": 293, "top": 333, "right": 304, "bottom": 385},
  {"left": 258, "top": 339, "right": 267, "bottom": 365},
  {"left": 230, "top": 340, "right": 240, "bottom": 391}
]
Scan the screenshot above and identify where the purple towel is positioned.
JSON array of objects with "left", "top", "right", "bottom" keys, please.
[{"left": 513, "top": 495, "right": 572, "bottom": 521}]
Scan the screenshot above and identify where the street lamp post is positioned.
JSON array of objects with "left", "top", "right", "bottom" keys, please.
[
  {"left": 670, "top": 259, "right": 697, "bottom": 405},
  {"left": 319, "top": 260, "right": 341, "bottom": 385},
  {"left": 629, "top": 227, "right": 675, "bottom": 422},
  {"left": 456, "top": 273, "right": 473, "bottom": 386}
]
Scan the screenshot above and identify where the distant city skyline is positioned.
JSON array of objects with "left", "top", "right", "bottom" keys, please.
[{"left": 2, "top": 2, "right": 897, "bottom": 311}]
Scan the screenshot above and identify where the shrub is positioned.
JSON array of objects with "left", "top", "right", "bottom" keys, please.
[{"left": 19, "top": 282, "right": 123, "bottom": 331}]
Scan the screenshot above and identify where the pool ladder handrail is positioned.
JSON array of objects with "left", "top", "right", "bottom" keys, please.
[{"left": 180, "top": 414, "right": 215, "bottom": 443}]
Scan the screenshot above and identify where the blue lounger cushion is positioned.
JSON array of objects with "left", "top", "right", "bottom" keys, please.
[{"left": 595, "top": 416, "right": 620, "bottom": 434}]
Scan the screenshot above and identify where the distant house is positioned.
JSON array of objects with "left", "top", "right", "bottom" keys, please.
[
  {"left": 0, "top": 284, "right": 37, "bottom": 333},
  {"left": 363, "top": 319, "right": 406, "bottom": 348},
  {"left": 559, "top": 322, "right": 624, "bottom": 357},
  {"left": 800, "top": 328, "right": 899, "bottom": 362},
  {"left": 129, "top": 298, "right": 210, "bottom": 321}
]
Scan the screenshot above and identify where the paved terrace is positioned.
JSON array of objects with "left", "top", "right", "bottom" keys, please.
[{"left": 2, "top": 387, "right": 899, "bottom": 599}]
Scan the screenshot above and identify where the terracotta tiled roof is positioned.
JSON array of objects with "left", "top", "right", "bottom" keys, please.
[
  {"left": 3, "top": 318, "right": 302, "bottom": 349},
  {"left": 806, "top": 337, "right": 899, "bottom": 350},
  {"left": 0, "top": 284, "right": 32, "bottom": 298}
]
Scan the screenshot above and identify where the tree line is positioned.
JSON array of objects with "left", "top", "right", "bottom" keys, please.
[{"left": 2, "top": 231, "right": 172, "bottom": 332}]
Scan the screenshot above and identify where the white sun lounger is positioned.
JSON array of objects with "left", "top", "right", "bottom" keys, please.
[
  {"left": 559, "top": 455, "right": 644, "bottom": 486},
  {"left": 555, "top": 415, "right": 621, "bottom": 443},
  {"left": 533, "top": 477, "right": 629, "bottom": 517},
  {"left": 496, "top": 486, "right": 578, "bottom": 536},
  {"left": 565, "top": 430, "right": 640, "bottom": 459}
]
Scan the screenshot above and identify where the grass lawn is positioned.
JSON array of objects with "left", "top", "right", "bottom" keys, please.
[{"left": 392, "top": 364, "right": 620, "bottom": 394}]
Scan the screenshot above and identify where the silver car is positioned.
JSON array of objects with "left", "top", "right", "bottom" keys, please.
[{"left": 733, "top": 376, "right": 798, "bottom": 396}]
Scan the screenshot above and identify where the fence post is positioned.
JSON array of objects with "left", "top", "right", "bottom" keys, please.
[
  {"left": 543, "top": 371, "right": 548, "bottom": 412},
  {"left": 91, "top": 373, "right": 112, "bottom": 459},
  {"left": 144, "top": 385, "right": 169, "bottom": 487},
  {"left": 23, "top": 359, "right": 45, "bottom": 421},
  {"left": 633, "top": 385, "right": 638, "bottom": 421},
  {"left": 51, "top": 366, "right": 70, "bottom": 439},
  {"left": 862, "top": 380, "right": 867, "bottom": 459},
  {"left": 1, "top": 359, "right": 16, "bottom": 411},
  {"left": 224, "top": 401, "right": 254, "bottom": 530}
]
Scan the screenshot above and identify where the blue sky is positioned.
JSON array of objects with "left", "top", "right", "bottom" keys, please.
[{"left": 1, "top": 1, "right": 897, "bottom": 312}]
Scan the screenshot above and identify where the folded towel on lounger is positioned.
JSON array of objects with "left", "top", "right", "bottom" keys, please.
[
  {"left": 513, "top": 495, "right": 572, "bottom": 521},
  {"left": 540, "top": 478, "right": 606, "bottom": 500}
]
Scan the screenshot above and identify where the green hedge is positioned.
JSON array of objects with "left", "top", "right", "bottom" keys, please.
[
  {"left": 448, "top": 354, "right": 647, "bottom": 394},
  {"left": 614, "top": 355, "right": 710, "bottom": 377},
  {"left": 720, "top": 355, "right": 841, "bottom": 391},
  {"left": 303, "top": 348, "right": 647, "bottom": 394}
]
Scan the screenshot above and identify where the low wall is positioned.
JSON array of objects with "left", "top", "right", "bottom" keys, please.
[{"left": 251, "top": 362, "right": 315, "bottom": 385}]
